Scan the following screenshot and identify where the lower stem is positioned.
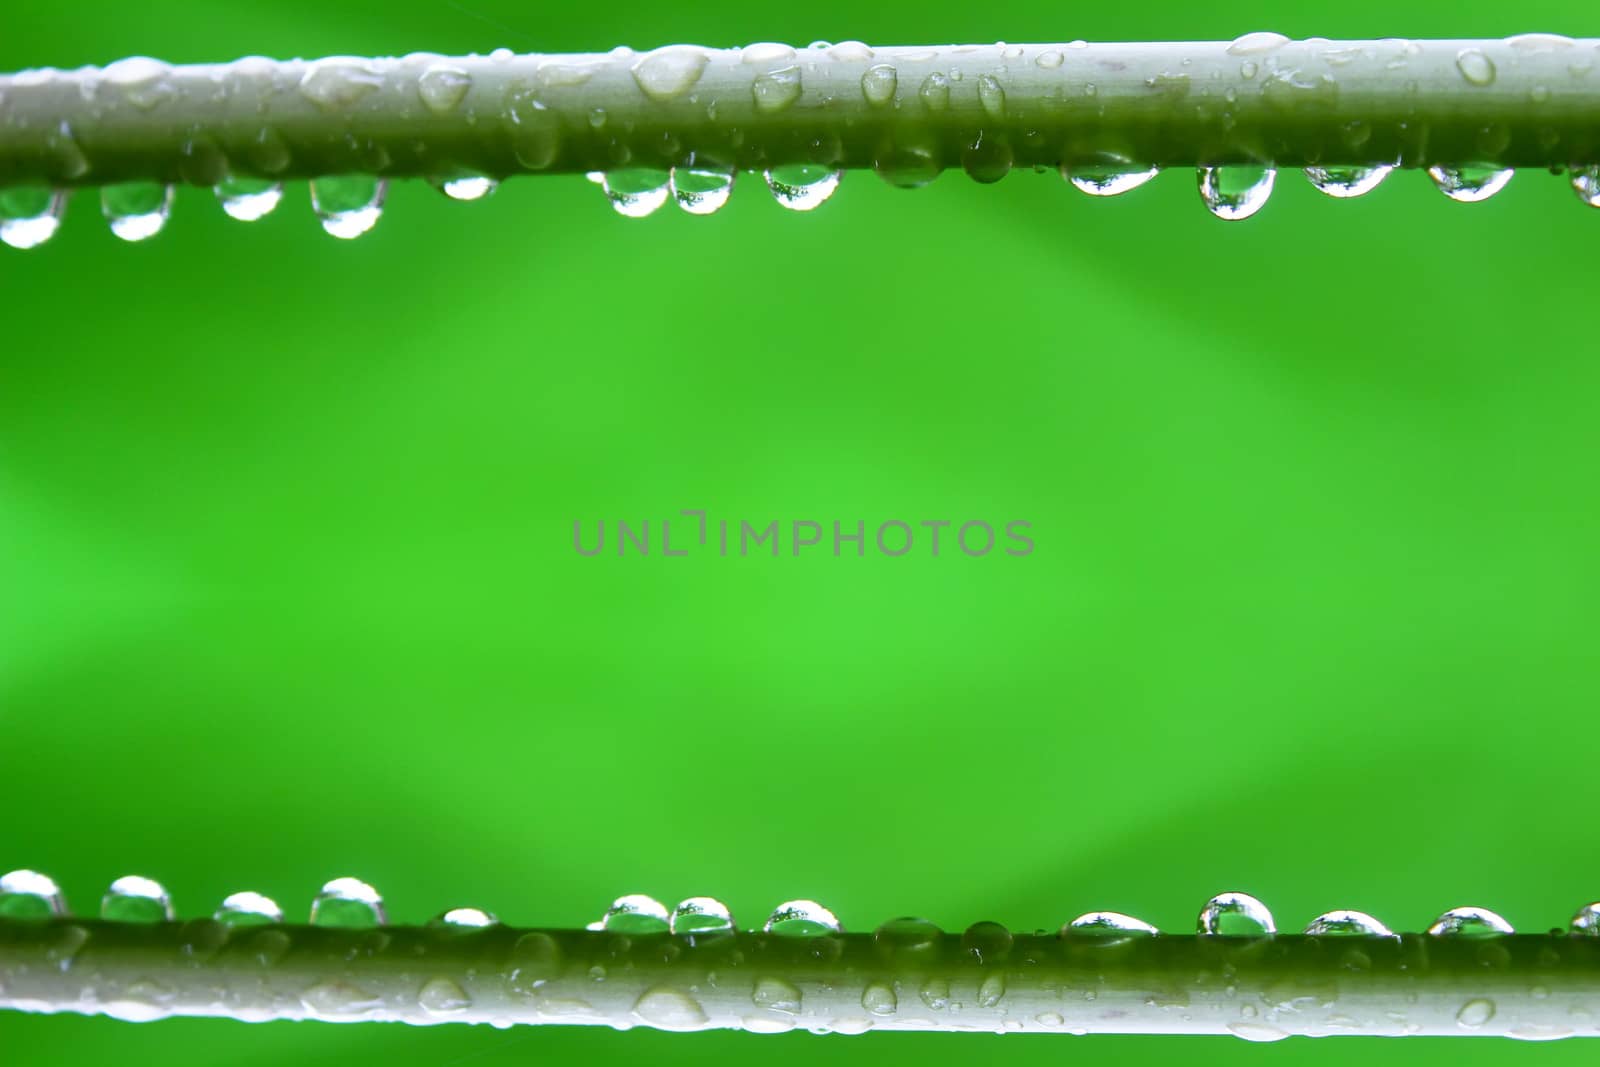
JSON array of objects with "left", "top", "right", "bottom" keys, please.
[{"left": 2, "top": 919, "right": 1598, "bottom": 1038}]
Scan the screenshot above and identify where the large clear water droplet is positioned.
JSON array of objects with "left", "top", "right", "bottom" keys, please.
[
  {"left": 1198, "top": 165, "right": 1276, "bottom": 220},
  {"left": 874, "top": 137, "right": 942, "bottom": 189},
  {"left": 961, "top": 920, "right": 1014, "bottom": 963},
  {"left": 436, "top": 175, "right": 498, "bottom": 202},
  {"left": 1062, "top": 156, "right": 1161, "bottom": 196},
  {"left": 215, "top": 891, "right": 284, "bottom": 927},
  {"left": 102, "top": 183, "right": 173, "bottom": 242},
  {"left": 1304, "top": 164, "right": 1393, "bottom": 198},
  {"left": 214, "top": 178, "right": 284, "bottom": 222},
  {"left": 962, "top": 132, "right": 1013, "bottom": 184},
  {"left": 632, "top": 47, "right": 710, "bottom": 102},
  {"left": 1303, "top": 910, "right": 1395, "bottom": 937},
  {"left": 764, "top": 165, "right": 841, "bottom": 211},
  {"left": 1570, "top": 902, "right": 1600, "bottom": 934},
  {"left": 310, "top": 877, "right": 386, "bottom": 928},
  {"left": 764, "top": 899, "right": 841, "bottom": 936},
  {"left": 598, "top": 169, "right": 671, "bottom": 218},
  {"left": 1569, "top": 166, "right": 1600, "bottom": 207},
  {"left": 0, "top": 187, "right": 67, "bottom": 250},
  {"left": 311, "top": 177, "right": 387, "bottom": 239},
  {"left": 1062, "top": 911, "right": 1159, "bottom": 941},
  {"left": 1457, "top": 998, "right": 1496, "bottom": 1028},
  {"left": 861, "top": 982, "right": 898, "bottom": 1016},
  {"left": 592, "top": 894, "right": 670, "bottom": 934},
  {"left": 670, "top": 896, "right": 734, "bottom": 934},
  {"left": 1455, "top": 48, "right": 1497, "bottom": 86},
  {"left": 102, "top": 875, "right": 173, "bottom": 923},
  {"left": 860, "top": 64, "right": 898, "bottom": 107},
  {"left": 1427, "top": 165, "right": 1514, "bottom": 202},
  {"left": 670, "top": 166, "right": 735, "bottom": 215},
  {"left": 1198, "top": 892, "right": 1276, "bottom": 936},
  {"left": 751, "top": 66, "right": 803, "bottom": 112},
  {"left": 431, "top": 907, "right": 499, "bottom": 929},
  {"left": 0, "top": 869, "right": 67, "bottom": 918},
  {"left": 1427, "top": 907, "right": 1513, "bottom": 937},
  {"left": 417, "top": 65, "right": 473, "bottom": 114}
]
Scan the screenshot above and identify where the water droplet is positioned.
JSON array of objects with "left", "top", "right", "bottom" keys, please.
[
  {"left": 862, "top": 982, "right": 897, "bottom": 1016},
  {"left": 102, "top": 875, "right": 173, "bottom": 922},
  {"left": 752, "top": 976, "right": 802, "bottom": 1013},
  {"left": 101, "top": 56, "right": 174, "bottom": 110},
  {"left": 764, "top": 165, "right": 840, "bottom": 211},
  {"left": 977, "top": 972, "right": 1007, "bottom": 1008},
  {"left": 309, "top": 177, "right": 387, "bottom": 239},
  {"left": 0, "top": 869, "right": 67, "bottom": 917},
  {"left": 1428, "top": 907, "right": 1514, "bottom": 937},
  {"left": 0, "top": 187, "right": 67, "bottom": 250},
  {"left": 875, "top": 135, "right": 942, "bottom": 188},
  {"left": 1036, "top": 50, "right": 1065, "bottom": 69},
  {"left": 1036, "top": 1011, "right": 1065, "bottom": 1027},
  {"left": 764, "top": 899, "right": 841, "bottom": 936},
  {"left": 310, "top": 877, "right": 386, "bottom": 927},
  {"left": 1457, "top": 998, "right": 1496, "bottom": 1029},
  {"left": 962, "top": 131, "right": 1013, "bottom": 184},
  {"left": 1427, "top": 165, "right": 1514, "bottom": 203},
  {"left": 1063, "top": 154, "right": 1161, "bottom": 195},
  {"left": 215, "top": 891, "right": 283, "bottom": 927},
  {"left": 417, "top": 65, "right": 472, "bottom": 114},
  {"left": 670, "top": 897, "right": 735, "bottom": 933},
  {"left": 299, "top": 58, "right": 385, "bottom": 110},
  {"left": 431, "top": 907, "right": 498, "bottom": 929},
  {"left": 1303, "top": 910, "right": 1395, "bottom": 937},
  {"left": 102, "top": 183, "right": 173, "bottom": 242},
  {"left": 861, "top": 64, "right": 898, "bottom": 106},
  {"left": 977, "top": 74, "right": 1006, "bottom": 118},
  {"left": 874, "top": 916, "right": 942, "bottom": 959},
  {"left": 670, "top": 167, "right": 735, "bottom": 215},
  {"left": 1304, "top": 164, "right": 1393, "bottom": 198},
  {"left": 598, "top": 170, "right": 671, "bottom": 218},
  {"left": 1569, "top": 168, "right": 1600, "bottom": 207},
  {"left": 752, "top": 66, "right": 803, "bottom": 112},
  {"left": 1229, "top": 1021, "right": 1290, "bottom": 1042},
  {"left": 1199, "top": 892, "right": 1276, "bottom": 935},
  {"left": 633, "top": 47, "right": 710, "bottom": 102},
  {"left": 508, "top": 932, "right": 562, "bottom": 994},
  {"left": 1456, "top": 49, "right": 1497, "bottom": 87},
  {"left": 419, "top": 976, "right": 472, "bottom": 1014},
  {"left": 214, "top": 178, "right": 284, "bottom": 221},
  {"left": 743, "top": 1014, "right": 796, "bottom": 1033},
  {"left": 1063, "top": 911, "right": 1159, "bottom": 941},
  {"left": 743, "top": 43, "right": 797, "bottom": 65},
  {"left": 634, "top": 987, "right": 709, "bottom": 1030},
  {"left": 1198, "top": 166, "right": 1276, "bottom": 220},
  {"left": 302, "top": 980, "right": 380, "bottom": 1017},
  {"left": 435, "top": 175, "right": 498, "bottom": 201},
  {"left": 919, "top": 71, "right": 951, "bottom": 110},
  {"left": 596, "top": 894, "right": 670, "bottom": 933},
  {"left": 961, "top": 921, "right": 1013, "bottom": 963},
  {"left": 1227, "top": 32, "right": 1291, "bottom": 56},
  {"left": 919, "top": 977, "right": 951, "bottom": 1010}
]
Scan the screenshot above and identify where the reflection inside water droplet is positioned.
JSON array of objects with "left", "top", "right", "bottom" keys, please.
[
  {"left": 215, "top": 178, "right": 284, "bottom": 221},
  {"left": 1063, "top": 911, "right": 1159, "bottom": 941},
  {"left": 1198, "top": 892, "right": 1276, "bottom": 936},
  {"left": 764, "top": 899, "right": 841, "bottom": 936},
  {"left": 0, "top": 869, "right": 67, "bottom": 918},
  {"left": 596, "top": 894, "right": 671, "bottom": 933},
  {"left": 102, "top": 183, "right": 174, "bottom": 242},
  {"left": 598, "top": 170, "right": 671, "bottom": 218},
  {"left": 215, "top": 891, "right": 284, "bottom": 927},
  {"left": 1427, "top": 165, "right": 1514, "bottom": 203},
  {"left": 1303, "top": 910, "right": 1395, "bottom": 937},
  {"left": 1569, "top": 167, "right": 1600, "bottom": 207},
  {"left": 310, "top": 177, "right": 388, "bottom": 239},
  {"left": 1304, "top": 164, "right": 1393, "bottom": 198},
  {"left": 1062, "top": 154, "right": 1161, "bottom": 196},
  {"left": 432, "top": 907, "right": 499, "bottom": 929},
  {"left": 0, "top": 188, "right": 68, "bottom": 250},
  {"left": 1198, "top": 166, "right": 1276, "bottom": 220},
  {"left": 435, "top": 175, "right": 498, "bottom": 201},
  {"left": 310, "top": 876, "right": 387, "bottom": 927},
  {"left": 102, "top": 875, "right": 174, "bottom": 923},
  {"left": 1428, "top": 907, "right": 1514, "bottom": 937},
  {"left": 670, "top": 167, "right": 735, "bottom": 215},
  {"left": 764, "top": 165, "right": 841, "bottom": 211},
  {"left": 670, "top": 896, "right": 735, "bottom": 934}
]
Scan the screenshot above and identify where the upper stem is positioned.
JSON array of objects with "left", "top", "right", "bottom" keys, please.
[{"left": 1, "top": 36, "right": 1599, "bottom": 188}]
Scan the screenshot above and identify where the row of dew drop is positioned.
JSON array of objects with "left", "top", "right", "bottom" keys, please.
[
  {"left": 5, "top": 158, "right": 1600, "bottom": 249},
  {"left": 4, "top": 871, "right": 1600, "bottom": 942}
]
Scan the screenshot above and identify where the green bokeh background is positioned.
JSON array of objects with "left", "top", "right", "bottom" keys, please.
[{"left": 3, "top": 1, "right": 1598, "bottom": 1063}]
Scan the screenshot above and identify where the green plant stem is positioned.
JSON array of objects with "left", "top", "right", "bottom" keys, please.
[
  {"left": 2, "top": 919, "right": 1598, "bottom": 1037},
  {"left": 2, "top": 37, "right": 1599, "bottom": 189}
]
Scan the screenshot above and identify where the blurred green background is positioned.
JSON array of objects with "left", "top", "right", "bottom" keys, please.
[{"left": 3, "top": 1, "right": 1598, "bottom": 1063}]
